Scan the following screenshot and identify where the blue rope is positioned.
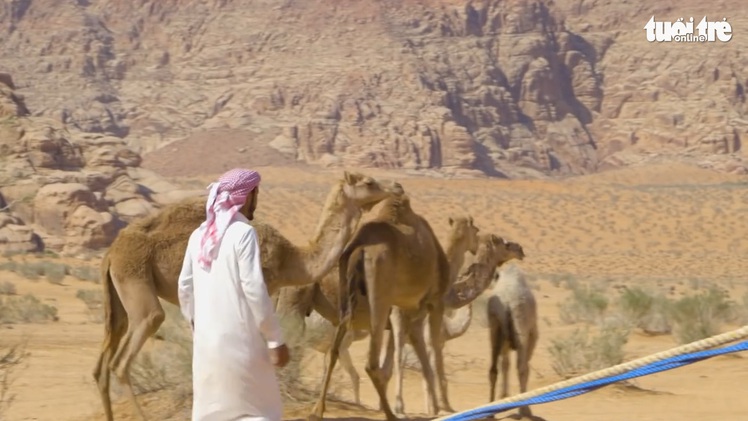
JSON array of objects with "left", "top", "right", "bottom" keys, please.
[{"left": 439, "top": 340, "right": 748, "bottom": 421}]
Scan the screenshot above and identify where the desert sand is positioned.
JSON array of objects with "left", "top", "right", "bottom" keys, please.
[{"left": 1, "top": 163, "right": 747, "bottom": 421}]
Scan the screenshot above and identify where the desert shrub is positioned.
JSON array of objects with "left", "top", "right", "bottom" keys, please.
[
  {"left": 669, "top": 286, "right": 737, "bottom": 344},
  {"left": 131, "top": 304, "right": 193, "bottom": 400},
  {"left": 558, "top": 279, "right": 609, "bottom": 325},
  {"left": 69, "top": 265, "right": 99, "bottom": 283},
  {"left": 277, "top": 311, "right": 316, "bottom": 403},
  {"left": 0, "top": 260, "right": 70, "bottom": 284},
  {"left": 40, "top": 261, "right": 68, "bottom": 284},
  {"left": 76, "top": 288, "right": 104, "bottom": 323},
  {"left": 616, "top": 286, "right": 672, "bottom": 335},
  {"left": 548, "top": 320, "right": 630, "bottom": 379},
  {"left": 0, "top": 343, "right": 27, "bottom": 418},
  {"left": 0, "top": 281, "right": 15, "bottom": 296},
  {"left": 0, "top": 258, "right": 98, "bottom": 284},
  {"left": 0, "top": 294, "right": 58, "bottom": 324}
]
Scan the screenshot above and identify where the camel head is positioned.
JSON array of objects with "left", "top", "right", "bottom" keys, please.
[
  {"left": 341, "top": 170, "right": 404, "bottom": 211},
  {"left": 481, "top": 233, "right": 526, "bottom": 266},
  {"left": 448, "top": 215, "right": 480, "bottom": 255}
]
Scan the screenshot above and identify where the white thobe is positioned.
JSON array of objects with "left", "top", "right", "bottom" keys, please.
[{"left": 178, "top": 213, "right": 285, "bottom": 421}]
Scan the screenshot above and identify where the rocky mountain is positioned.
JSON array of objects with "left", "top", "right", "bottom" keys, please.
[
  {"left": 0, "top": 73, "right": 198, "bottom": 255},
  {"left": 1, "top": 0, "right": 747, "bottom": 179}
]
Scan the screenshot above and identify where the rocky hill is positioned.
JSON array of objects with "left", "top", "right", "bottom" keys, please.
[
  {"left": 1, "top": 0, "right": 747, "bottom": 179},
  {"left": 0, "top": 73, "right": 198, "bottom": 256}
]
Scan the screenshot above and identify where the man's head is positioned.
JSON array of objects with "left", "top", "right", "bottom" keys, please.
[
  {"left": 241, "top": 185, "right": 259, "bottom": 220},
  {"left": 197, "top": 168, "right": 262, "bottom": 270},
  {"left": 211, "top": 168, "right": 262, "bottom": 220}
]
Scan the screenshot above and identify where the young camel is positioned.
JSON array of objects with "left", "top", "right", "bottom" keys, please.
[
  {"left": 93, "top": 171, "right": 403, "bottom": 421},
  {"left": 487, "top": 262, "right": 539, "bottom": 419},
  {"left": 309, "top": 193, "right": 455, "bottom": 421},
  {"left": 278, "top": 215, "right": 481, "bottom": 407}
]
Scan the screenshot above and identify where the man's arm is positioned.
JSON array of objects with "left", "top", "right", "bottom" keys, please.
[
  {"left": 177, "top": 241, "right": 195, "bottom": 329},
  {"left": 237, "top": 227, "right": 285, "bottom": 348}
]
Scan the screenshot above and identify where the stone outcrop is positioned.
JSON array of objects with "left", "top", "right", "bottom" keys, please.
[
  {"left": 0, "top": 0, "right": 747, "bottom": 179},
  {"left": 0, "top": 73, "right": 197, "bottom": 255}
]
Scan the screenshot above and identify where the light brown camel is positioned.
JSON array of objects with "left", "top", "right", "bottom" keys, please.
[
  {"left": 487, "top": 262, "right": 538, "bottom": 418},
  {"left": 309, "top": 194, "right": 464, "bottom": 421},
  {"left": 384, "top": 233, "right": 526, "bottom": 415},
  {"left": 278, "top": 215, "right": 481, "bottom": 407},
  {"left": 93, "top": 171, "right": 403, "bottom": 421}
]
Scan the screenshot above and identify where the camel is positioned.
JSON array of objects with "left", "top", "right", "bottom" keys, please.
[
  {"left": 384, "top": 232, "right": 526, "bottom": 415},
  {"left": 280, "top": 215, "right": 481, "bottom": 407},
  {"left": 93, "top": 171, "right": 404, "bottom": 421},
  {"left": 487, "top": 262, "right": 538, "bottom": 418},
  {"left": 308, "top": 192, "right": 455, "bottom": 421}
]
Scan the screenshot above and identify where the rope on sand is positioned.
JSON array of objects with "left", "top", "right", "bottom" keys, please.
[{"left": 433, "top": 325, "right": 748, "bottom": 421}]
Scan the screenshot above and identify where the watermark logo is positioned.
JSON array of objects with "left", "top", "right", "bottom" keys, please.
[{"left": 644, "top": 16, "right": 733, "bottom": 42}]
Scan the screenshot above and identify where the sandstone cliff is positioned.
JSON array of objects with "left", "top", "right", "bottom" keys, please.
[
  {"left": 0, "top": 73, "right": 197, "bottom": 255},
  {"left": 1, "top": 0, "right": 747, "bottom": 178}
]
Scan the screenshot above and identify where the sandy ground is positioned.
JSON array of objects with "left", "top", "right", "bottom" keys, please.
[{"left": 2, "top": 163, "right": 748, "bottom": 421}]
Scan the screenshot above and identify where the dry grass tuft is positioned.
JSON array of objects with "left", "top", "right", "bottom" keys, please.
[
  {"left": 0, "top": 293, "right": 58, "bottom": 324},
  {"left": 0, "top": 342, "right": 27, "bottom": 418},
  {"left": 548, "top": 319, "right": 630, "bottom": 379},
  {"left": 0, "top": 259, "right": 99, "bottom": 284},
  {"left": 75, "top": 288, "right": 104, "bottom": 323}
]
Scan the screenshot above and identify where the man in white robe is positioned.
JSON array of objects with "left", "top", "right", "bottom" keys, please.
[{"left": 177, "top": 168, "right": 290, "bottom": 421}]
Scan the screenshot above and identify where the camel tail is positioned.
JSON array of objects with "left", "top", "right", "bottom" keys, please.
[{"left": 337, "top": 222, "right": 398, "bottom": 330}]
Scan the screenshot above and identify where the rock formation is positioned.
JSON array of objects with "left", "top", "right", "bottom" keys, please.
[
  {"left": 0, "top": 73, "right": 196, "bottom": 256},
  {"left": 1, "top": 0, "right": 746, "bottom": 179}
]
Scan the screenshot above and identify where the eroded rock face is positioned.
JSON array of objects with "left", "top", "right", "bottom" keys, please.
[
  {"left": 0, "top": 74, "right": 195, "bottom": 256},
  {"left": 1, "top": 0, "right": 747, "bottom": 177}
]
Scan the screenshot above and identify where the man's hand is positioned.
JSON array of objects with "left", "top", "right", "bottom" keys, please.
[{"left": 269, "top": 344, "right": 290, "bottom": 368}]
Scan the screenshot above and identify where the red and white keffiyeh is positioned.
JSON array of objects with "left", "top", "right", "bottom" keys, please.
[{"left": 197, "top": 168, "right": 261, "bottom": 271}]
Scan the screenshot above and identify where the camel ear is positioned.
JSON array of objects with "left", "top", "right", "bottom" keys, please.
[
  {"left": 468, "top": 216, "right": 474, "bottom": 225},
  {"left": 343, "top": 171, "right": 356, "bottom": 185},
  {"left": 448, "top": 217, "right": 454, "bottom": 226}
]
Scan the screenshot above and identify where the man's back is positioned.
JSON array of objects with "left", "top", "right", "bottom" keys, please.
[{"left": 187, "top": 216, "right": 282, "bottom": 421}]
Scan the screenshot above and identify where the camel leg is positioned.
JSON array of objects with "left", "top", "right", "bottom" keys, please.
[
  {"left": 311, "top": 321, "right": 348, "bottom": 420},
  {"left": 499, "top": 349, "right": 510, "bottom": 399},
  {"left": 428, "top": 304, "right": 454, "bottom": 413},
  {"left": 423, "top": 344, "right": 435, "bottom": 414},
  {"left": 338, "top": 337, "right": 361, "bottom": 405},
  {"left": 378, "top": 327, "right": 395, "bottom": 411},
  {"left": 488, "top": 317, "right": 502, "bottom": 403},
  {"left": 406, "top": 314, "right": 439, "bottom": 416},
  {"left": 93, "top": 312, "right": 127, "bottom": 421},
  {"left": 108, "top": 273, "right": 166, "bottom": 421},
  {"left": 389, "top": 308, "right": 408, "bottom": 416},
  {"left": 364, "top": 303, "right": 399, "bottom": 421},
  {"left": 517, "top": 328, "right": 538, "bottom": 418}
]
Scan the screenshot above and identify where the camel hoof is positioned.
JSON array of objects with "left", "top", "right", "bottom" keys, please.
[
  {"left": 437, "top": 408, "right": 455, "bottom": 416},
  {"left": 440, "top": 405, "right": 456, "bottom": 414},
  {"left": 519, "top": 406, "right": 533, "bottom": 419}
]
